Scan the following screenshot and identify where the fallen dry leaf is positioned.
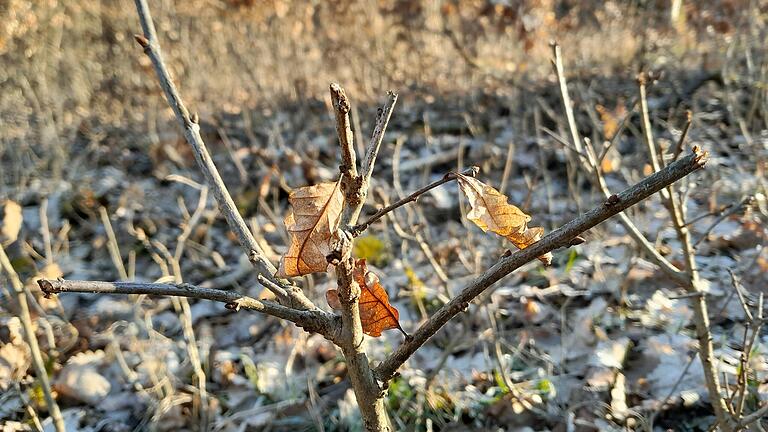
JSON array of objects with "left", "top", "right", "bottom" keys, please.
[
  {"left": 54, "top": 351, "right": 111, "bottom": 405},
  {"left": 326, "top": 259, "right": 405, "bottom": 337},
  {"left": 278, "top": 181, "right": 344, "bottom": 277},
  {"left": 456, "top": 174, "right": 552, "bottom": 265},
  {"left": 1, "top": 200, "right": 22, "bottom": 245}
]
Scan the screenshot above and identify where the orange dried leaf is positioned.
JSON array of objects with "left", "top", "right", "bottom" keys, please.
[
  {"left": 596, "top": 104, "right": 617, "bottom": 140},
  {"left": 457, "top": 174, "right": 552, "bottom": 265},
  {"left": 277, "top": 181, "right": 344, "bottom": 277},
  {"left": 326, "top": 259, "right": 405, "bottom": 337}
]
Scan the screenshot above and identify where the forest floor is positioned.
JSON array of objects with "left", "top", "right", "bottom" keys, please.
[{"left": 1, "top": 1, "right": 767, "bottom": 431}]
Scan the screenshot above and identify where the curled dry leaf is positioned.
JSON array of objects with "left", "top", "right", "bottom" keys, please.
[
  {"left": 456, "top": 174, "right": 552, "bottom": 265},
  {"left": 1, "top": 200, "right": 22, "bottom": 245},
  {"left": 326, "top": 259, "right": 405, "bottom": 337},
  {"left": 278, "top": 181, "right": 344, "bottom": 277}
]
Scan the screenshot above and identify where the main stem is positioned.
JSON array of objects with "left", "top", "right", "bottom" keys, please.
[
  {"left": 332, "top": 85, "right": 395, "bottom": 431},
  {"left": 337, "top": 258, "right": 391, "bottom": 431}
]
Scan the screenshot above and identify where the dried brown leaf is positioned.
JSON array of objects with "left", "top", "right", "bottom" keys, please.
[
  {"left": 326, "top": 259, "right": 405, "bottom": 337},
  {"left": 278, "top": 181, "right": 344, "bottom": 277},
  {"left": 457, "top": 174, "right": 552, "bottom": 265}
]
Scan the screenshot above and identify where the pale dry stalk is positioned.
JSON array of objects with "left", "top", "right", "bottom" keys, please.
[{"left": 0, "top": 245, "right": 66, "bottom": 432}]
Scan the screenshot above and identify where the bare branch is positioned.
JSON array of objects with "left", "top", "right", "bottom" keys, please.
[
  {"left": 375, "top": 148, "right": 709, "bottom": 382},
  {"left": 735, "top": 402, "right": 768, "bottom": 430},
  {"left": 672, "top": 110, "right": 693, "bottom": 161},
  {"left": 693, "top": 196, "right": 755, "bottom": 247},
  {"left": 0, "top": 246, "right": 65, "bottom": 432},
  {"left": 352, "top": 166, "right": 479, "bottom": 236},
  {"left": 38, "top": 279, "right": 339, "bottom": 341},
  {"left": 638, "top": 73, "right": 663, "bottom": 173},
  {"left": 360, "top": 91, "right": 398, "bottom": 188},
  {"left": 551, "top": 42, "right": 584, "bottom": 157},
  {"left": 132, "top": 0, "right": 315, "bottom": 310},
  {"left": 330, "top": 83, "right": 362, "bottom": 225}
]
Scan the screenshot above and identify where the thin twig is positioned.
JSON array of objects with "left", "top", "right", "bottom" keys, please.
[
  {"left": 728, "top": 270, "right": 754, "bottom": 322},
  {"left": 551, "top": 42, "right": 584, "bottom": 157},
  {"left": 352, "top": 166, "right": 479, "bottom": 236},
  {"left": 331, "top": 83, "right": 357, "bottom": 180},
  {"left": 170, "top": 186, "right": 210, "bottom": 430},
  {"left": 685, "top": 202, "right": 737, "bottom": 227},
  {"left": 99, "top": 206, "right": 128, "bottom": 280},
  {"left": 729, "top": 272, "right": 764, "bottom": 419},
  {"left": 598, "top": 97, "right": 640, "bottom": 164},
  {"left": 38, "top": 279, "right": 339, "bottom": 342},
  {"left": 693, "top": 196, "right": 755, "bottom": 247},
  {"left": 374, "top": 148, "right": 709, "bottom": 382},
  {"left": 734, "top": 402, "right": 768, "bottom": 430},
  {"left": 540, "top": 126, "right": 588, "bottom": 162},
  {"left": 499, "top": 138, "right": 515, "bottom": 195},
  {"left": 672, "top": 110, "right": 693, "bottom": 161},
  {"left": 361, "top": 91, "right": 398, "bottom": 188},
  {"left": 132, "top": 0, "right": 315, "bottom": 309},
  {"left": 648, "top": 355, "right": 696, "bottom": 428},
  {"left": 0, "top": 246, "right": 65, "bottom": 432},
  {"left": 638, "top": 73, "right": 664, "bottom": 173}
]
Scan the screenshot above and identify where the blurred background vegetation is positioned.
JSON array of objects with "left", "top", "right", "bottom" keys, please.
[{"left": 1, "top": 0, "right": 763, "bottom": 187}]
